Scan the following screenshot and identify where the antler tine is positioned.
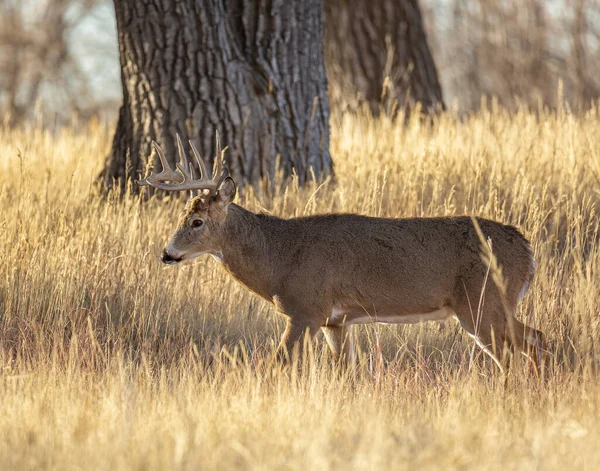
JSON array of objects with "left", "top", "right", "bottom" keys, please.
[
  {"left": 175, "top": 134, "right": 193, "bottom": 181},
  {"left": 153, "top": 140, "right": 169, "bottom": 172},
  {"left": 189, "top": 137, "right": 227, "bottom": 189},
  {"left": 136, "top": 140, "right": 183, "bottom": 186},
  {"left": 214, "top": 145, "right": 230, "bottom": 188},
  {"left": 188, "top": 140, "right": 209, "bottom": 181},
  {"left": 212, "top": 131, "right": 223, "bottom": 180}
]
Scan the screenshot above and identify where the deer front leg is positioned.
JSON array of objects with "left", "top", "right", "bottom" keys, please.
[
  {"left": 273, "top": 294, "right": 326, "bottom": 364},
  {"left": 276, "top": 319, "right": 321, "bottom": 364},
  {"left": 322, "top": 325, "right": 355, "bottom": 367}
]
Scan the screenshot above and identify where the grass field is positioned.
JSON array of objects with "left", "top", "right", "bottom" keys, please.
[{"left": 1, "top": 106, "right": 600, "bottom": 469}]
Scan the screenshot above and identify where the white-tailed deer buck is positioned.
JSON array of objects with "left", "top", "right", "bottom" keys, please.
[{"left": 137, "top": 136, "right": 545, "bottom": 371}]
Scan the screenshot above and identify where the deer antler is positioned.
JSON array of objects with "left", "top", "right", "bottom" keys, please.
[{"left": 136, "top": 134, "right": 227, "bottom": 195}]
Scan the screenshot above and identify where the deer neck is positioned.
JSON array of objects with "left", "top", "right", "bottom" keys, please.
[{"left": 217, "top": 204, "right": 279, "bottom": 301}]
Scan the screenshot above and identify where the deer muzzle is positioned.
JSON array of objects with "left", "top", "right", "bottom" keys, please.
[{"left": 161, "top": 249, "right": 182, "bottom": 264}]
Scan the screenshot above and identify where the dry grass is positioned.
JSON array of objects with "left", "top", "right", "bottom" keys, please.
[{"left": 1, "top": 106, "right": 600, "bottom": 469}]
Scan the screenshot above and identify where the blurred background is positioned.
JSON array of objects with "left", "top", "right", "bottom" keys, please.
[{"left": 2, "top": 0, "right": 600, "bottom": 127}]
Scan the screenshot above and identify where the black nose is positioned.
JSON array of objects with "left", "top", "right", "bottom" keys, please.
[{"left": 161, "top": 250, "right": 181, "bottom": 264}]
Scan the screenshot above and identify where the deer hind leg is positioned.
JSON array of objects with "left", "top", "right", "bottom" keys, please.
[
  {"left": 452, "top": 296, "right": 509, "bottom": 372},
  {"left": 322, "top": 325, "right": 355, "bottom": 367},
  {"left": 504, "top": 317, "right": 546, "bottom": 372},
  {"left": 454, "top": 292, "right": 546, "bottom": 373}
]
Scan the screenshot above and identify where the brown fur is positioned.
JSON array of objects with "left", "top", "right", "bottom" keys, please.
[{"left": 161, "top": 179, "right": 544, "bottom": 369}]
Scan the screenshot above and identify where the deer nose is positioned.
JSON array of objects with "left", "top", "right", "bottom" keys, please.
[{"left": 161, "top": 250, "right": 181, "bottom": 264}]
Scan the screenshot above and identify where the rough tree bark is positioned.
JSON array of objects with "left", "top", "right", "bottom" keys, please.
[
  {"left": 324, "top": 0, "right": 444, "bottom": 116},
  {"left": 102, "top": 0, "right": 332, "bottom": 190}
]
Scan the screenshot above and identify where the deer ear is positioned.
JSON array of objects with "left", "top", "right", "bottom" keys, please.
[{"left": 215, "top": 176, "right": 236, "bottom": 205}]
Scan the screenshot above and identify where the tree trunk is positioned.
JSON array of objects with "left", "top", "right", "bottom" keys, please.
[
  {"left": 324, "top": 0, "right": 444, "bottom": 116},
  {"left": 102, "top": 0, "right": 332, "bottom": 191}
]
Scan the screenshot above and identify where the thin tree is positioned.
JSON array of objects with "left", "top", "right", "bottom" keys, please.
[{"left": 102, "top": 0, "right": 332, "bottom": 190}]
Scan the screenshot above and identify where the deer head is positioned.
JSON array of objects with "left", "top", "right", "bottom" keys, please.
[{"left": 136, "top": 135, "right": 236, "bottom": 264}]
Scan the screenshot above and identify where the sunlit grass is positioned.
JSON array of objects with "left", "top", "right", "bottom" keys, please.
[{"left": 1, "top": 106, "right": 599, "bottom": 469}]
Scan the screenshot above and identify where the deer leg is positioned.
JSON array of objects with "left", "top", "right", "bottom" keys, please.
[
  {"left": 454, "top": 291, "right": 547, "bottom": 375},
  {"left": 453, "top": 298, "right": 507, "bottom": 373},
  {"left": 322, "top": 325, "right": 355, "bottom": 367},
  {"left": 503, "top": 317, "right": 547, "bottom": 374},
  {"left": 276, "top": 318, "right": 321, "bottom": 364}
]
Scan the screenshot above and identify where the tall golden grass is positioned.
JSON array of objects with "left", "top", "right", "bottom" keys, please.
[{"left": 1, "top": 106, "right": 599, "bottom": 469}]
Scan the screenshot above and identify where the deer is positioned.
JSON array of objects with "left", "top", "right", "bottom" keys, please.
[{"left": 137, "top": 135, "right": 545, "bottom": 372}]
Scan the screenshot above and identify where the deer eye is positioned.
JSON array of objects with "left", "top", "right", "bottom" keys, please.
[{"left": 192, "top": 219, "right": 204, "bottom": 228}]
